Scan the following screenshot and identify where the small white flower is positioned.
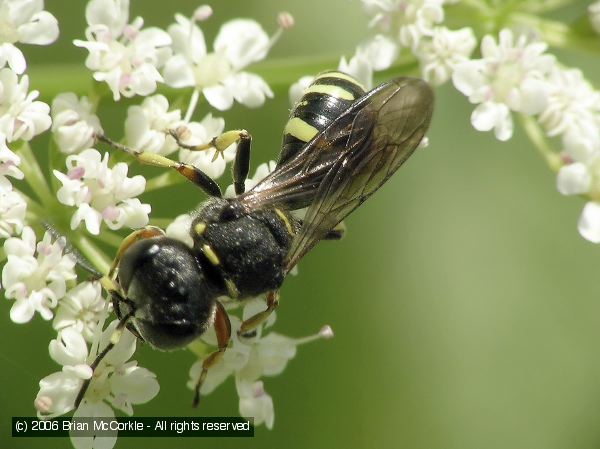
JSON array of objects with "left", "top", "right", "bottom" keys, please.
[
  {"left": 225, "top": 160, "right": 277, "bottom": 198},
  {"left": 415, "top": 27, "right": 476, "bottom": 86},
  {"left": 0, "top": 133, "right": 23, "bottom": 181},
  {"left": 35, "top": 321, "right": 159, "bottom": 423},
  {"left": 163, "top": 15, "right": 274, "bottom": 110},
  {"left": 53, "top": 149, "right": 150, "bottom": 235},
  {"left": 125, "top": 94, "right": 182, "bottom": 156},
  {"left": 289, "top": 76, "right": 315, "bottom": 106},
  {"left": 0, "top": 68, "right": 51, "bottom": 142},
  {"left": 361, "top": 0, "right": 446, "bottom": 49},
  {"left": 578, "top": 201, "right": 600, "bottom": 243},
  {"left": 537, "top": 67, "right": 600, "bottom": 153},
  {"left": 338, "top": 34, "right": 399, "bottom": 90},
  {"left": 2, "top": 226, "right": 76, "bottom": 323},
  {"left": 73, "top": 0, "right": 172, "bottom": 101},
  {"left": 590, "top": 1, "right": 600, "bottom": 34},
  {"left": 236, "top": 379, "right": 274, "bottom": 429},
  {"left": 178, "top": 114, "right": 235, "bottom": 179},
  {"left": 51, "top": 93, "right": 103, "bottom": 154},
  {"left": 0, "top": 0, "right": 59, "bottom": 74},
  {"left": 165, "top": 213, "right": 193, "bottom": 248},
  {"left": 188, "top": 301, "right": 332, "bottom": 427},
  {"left": 0, "top": 176, "right": 26, "bottom": 238},
  {"left": 53, "top": 282, "right": 108, "bottom": 342},
  {"left": 453, "top": 29, "right": 555, "bottom": 141}
]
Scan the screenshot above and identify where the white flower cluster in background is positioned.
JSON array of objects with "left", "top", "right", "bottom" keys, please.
[
  {"left": 590, "top": 1, "right": 600, "bottom": 34},
  {"left": 288, "top": 0, "right": 600, "bottom": 244}
]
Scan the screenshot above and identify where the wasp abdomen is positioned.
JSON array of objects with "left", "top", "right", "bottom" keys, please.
[{"left": 280, "top": 71, "right": 366, "bottom": 165}]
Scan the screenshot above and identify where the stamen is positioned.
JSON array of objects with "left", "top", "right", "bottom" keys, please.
[{"left": 294, "top": 324, "right": 335, "bottom": 345}]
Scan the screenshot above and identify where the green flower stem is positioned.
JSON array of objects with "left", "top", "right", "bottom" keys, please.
[
  {"left": 519, "top": 115, "right": 562, "bottom": 173},
  {"left": 91, "top": 229, "right": 125, "bottom": 249},
  {"left": 16, "top": 141, "right": 57, "bottom": 208},
  {"left": 29, "top": 54, "right": 420, "bottom": 103},
  {"left": 521, "top": 0, "right": 578, "bottom": 13},
  {"left": 70, "top": 233, "right": 111, "bottom": 275}
]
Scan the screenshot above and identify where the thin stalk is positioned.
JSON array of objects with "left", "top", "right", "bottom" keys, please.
[
  {"left": 519, "top": 115, "right": 562, "bottom": 172},
  {"left": 70, "top": 233, "right": 111, "bottom": 275},
  {"left": 17, "top": 142, "right": 56, "bottom": 207}
]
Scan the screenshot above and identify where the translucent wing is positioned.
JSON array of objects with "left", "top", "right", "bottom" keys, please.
[{"left": 284, "top": 78, "right": 434, "bottom": 272}]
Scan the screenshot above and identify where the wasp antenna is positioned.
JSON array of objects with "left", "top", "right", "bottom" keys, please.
[{"left": 41, "top": 222, "right": 104, "bottom": 280}]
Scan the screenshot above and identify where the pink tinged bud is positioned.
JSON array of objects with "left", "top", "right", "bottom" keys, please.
[
  {"left": 174, "top": 125, "right": 192, "bottom": 141},
  {"left": 252, "top": 381, "right": 266, "bottom": 398},
  {"left": 120, "top": 74, "right": 132, "bottom": 89},
  {"left": 123, "top": 25, "right": 140, "bottom": 41},
  {"left": 277, "top": 12, "right": 295, "bottom": 30},
  {"left": 102, "top": 206, "right": 120, "bottom": 221},
  {"left": 193, "top": 5, "right": 213, "bottom": 22},
  {"left": 68, "top": 166, "right": 85, "bottom": 180},
  {"left": 35, "top": 396, "right": 52, "bottom": 413}
]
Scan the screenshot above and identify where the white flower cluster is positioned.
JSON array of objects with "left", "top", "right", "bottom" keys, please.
[
  {"left": 0, "top": 0, "right": 59, "bottom": 74},
  {"left": 35, "top": 321, "right": 159, "bottom": 449},
  {"left": 453, "top": 30, "right": 556, "bottom": 141},
  {"left": 188, "top": 301, "right": 333, "bottom": 428},
  {"left": 0, "top": 2, "right": 331, "bottom": 444},
  {"left": 358, "top": 0, "right": 475, "bottom": 87}
]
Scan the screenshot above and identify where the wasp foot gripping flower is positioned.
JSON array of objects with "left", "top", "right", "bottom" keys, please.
[
  {"left": 2, "top": 226, "right": 77, "bottom": 323},
  {"left": 188, "top": 301, "right": 334, "bottom": 429}
]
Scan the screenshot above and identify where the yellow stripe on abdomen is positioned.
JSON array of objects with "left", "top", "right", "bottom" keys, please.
[
  {"left": 284, "top": 117, "right": 319, "bottom": 143},
  {"left": 304, "top": 84, "right": 356, "bottom": 101}
]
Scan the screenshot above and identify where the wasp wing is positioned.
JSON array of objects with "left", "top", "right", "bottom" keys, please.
[{"left": 283, "top": 78, "right": 434, "bottom": 272}]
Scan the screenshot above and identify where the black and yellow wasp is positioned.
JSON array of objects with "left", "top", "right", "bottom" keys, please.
[{"left": 74, "top": 71, "right": 434, "bottom": 407}]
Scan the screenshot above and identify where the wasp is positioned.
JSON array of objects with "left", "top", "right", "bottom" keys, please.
[{"left": 74, "top": 71, "right": 434, "bottom": 408}]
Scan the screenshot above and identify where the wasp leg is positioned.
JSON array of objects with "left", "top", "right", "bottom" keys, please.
[
  {"left": 108, "top": 226, "right": 165, "bottom": 279},
  {"left": 324, "top": 221, "right": 346, "bottom": 240},
  {"left": 170, "top": 129, "right": 252, "bottom": 195},
  {"left": 193, "top": 301, "right": 231, "bottom": 407},
  {"left": 74, "top": 306, "right": 135, "bottom": 408},
  {"left": 238, "top": 291, "right": 280, "bottom": 337},
  {"left": 96, "top": 134, "right": 222, "bottom": 197}
]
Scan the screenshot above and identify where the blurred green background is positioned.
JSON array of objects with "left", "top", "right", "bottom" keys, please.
[{"left": 2, "top": 1, "right": 600, "bottom": 448}]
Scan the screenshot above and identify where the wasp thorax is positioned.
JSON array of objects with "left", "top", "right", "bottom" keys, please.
[
  {"left": 191, "top": 198, "right": 295, "bottom": 298},
  {"left": 117, "top": 237, "right": 218, "bottom": 350}
]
